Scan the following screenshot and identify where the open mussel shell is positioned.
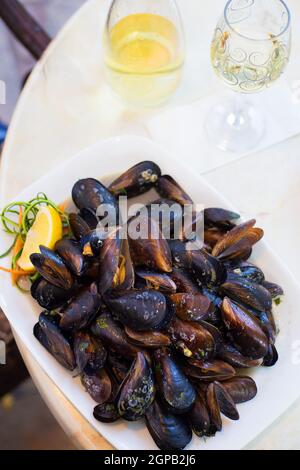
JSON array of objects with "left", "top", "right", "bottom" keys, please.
[
  {"left": 227, "top": 263, "right": 265, "bottom": 284},
  {"left": 221, "top": 298, "right": 269, "bottom": 360},
  {"left": 183, "top": 358, "right": 236, "bottom": 382},
  {"left": 117, "top": 352, "right": 155, "bottom": 421},
  {"left": 109, "top": 161, "right": 161, "bottom": 198},
  {"left": 59, "top": 283, "right": 101, "bottom": 332},
  {"left": 135, "top": 269, "right": 177, "bottom": 294},
  {"left": 30, "top": 246, "right": 74, "bottom": 290},
  {"left": 74, "top": 331, "right": 107, "bottom": 373},
  {"left": 217, "top": 343, "right": 263, "bottom": 369},
  {"left": 55, "top": 238, "right": 88, "bottom": 277},
  {"left": 93, "top": 402, "right": 120, "bottom": 423},
  {"left": 212, "top": 219, "right": 263, "bottom": 261},
  {"left": 169, "top": 293, "right": 212, "bottom": 322},
  {"left": 145, "top": 399, "right": 192, "bottom": 450},
  {"left": 104, "top": 288, "right": 169, "bottom": 332},
  {"left": 167, "top": 317, "right": 215, "bottom": 361},
  {"left": 128, "top": 214, "right": 172, "bottom": 273},
  {"left": 125, "top": 327, "right": 171, "bottom": 349},
  {"left": 72, "top": 178, "right": 118, "bottom": 217},
  {"left": 191, "top": 249, "right": 227, "bottom": 287},
  {"left": 34, "top": 312, "right": 76, "bottom": 371},
  {"left": 81, "top": 368, "right": 112, "bottom": 404},
  {"left": 69, "top": 213, "right": 91, "bottom": 241},
  {"left": 154, "top": 348, "right": 196, "bottom": 414},
  {"left": 91, "top": 310, "right": 142, "bottom": 359},
  {"left": 156, "top": 175, "right": 193, "bottom": 207},
  {"left": 31, "top": 277, "right": 74, "bottom": 311},
  {"left": 220, "top": 278, "right": 272, "bottom": 312},
  {"left": 221, "top": 376, "right": 257, "bottom": 404}
]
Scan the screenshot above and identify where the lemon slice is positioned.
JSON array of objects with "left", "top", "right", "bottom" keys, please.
[{"left": 18, "top": 206, "right": 63, "bottom": 272}]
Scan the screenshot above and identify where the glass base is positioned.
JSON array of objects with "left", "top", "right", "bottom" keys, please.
[{"left": 205, "top": 98, "right": 265, "bottom": 153}]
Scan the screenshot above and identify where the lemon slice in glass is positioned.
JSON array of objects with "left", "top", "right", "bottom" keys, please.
[{"left": 18, "top": 206, "right": 63, "bottom": 273}]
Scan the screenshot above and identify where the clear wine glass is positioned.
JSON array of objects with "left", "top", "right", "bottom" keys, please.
[
  {"left": 206, "top": 0, "right": 291, "bottom": 152},
  {"left": 103, "top": 0, "right": 185, "bottom": 106}
]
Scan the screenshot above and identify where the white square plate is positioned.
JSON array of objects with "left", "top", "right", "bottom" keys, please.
[{"left": 0, "top": 135, "right": 299, "bottom": 450}]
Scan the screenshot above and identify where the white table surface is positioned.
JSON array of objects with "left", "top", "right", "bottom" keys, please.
[{"left": 1, "top": 0, "right": 300, "bottom": 450}]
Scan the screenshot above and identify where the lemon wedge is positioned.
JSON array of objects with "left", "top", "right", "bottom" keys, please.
[{"left": 18, "top": 206, "right": 63, "bottom": 273}]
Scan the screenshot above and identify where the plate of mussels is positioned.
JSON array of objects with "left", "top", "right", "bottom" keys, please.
[{"left": 0, "top": 135, "right": 300, "bottom": 450}]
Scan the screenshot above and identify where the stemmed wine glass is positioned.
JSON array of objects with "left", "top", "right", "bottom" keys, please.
[
  {"left": 103, "top": 0, "right": 185, "bottom": 106},
  {"left": 206, "top": 0, "right": 291, "bottom": 152}
]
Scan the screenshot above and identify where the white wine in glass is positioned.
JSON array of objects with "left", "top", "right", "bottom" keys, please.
[
  {"left": 207, "top": 0, "right": 291, "bottom": 152},
  {"left": 103, "top": 0, "right": 185, "bottom": 106}
]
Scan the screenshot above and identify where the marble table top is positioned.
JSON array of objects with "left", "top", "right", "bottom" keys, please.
[{"left": 1, "top": 0, "right": 300, "bottom": 450}]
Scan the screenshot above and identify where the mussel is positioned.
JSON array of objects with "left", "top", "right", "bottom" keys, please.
[
  {"left": 168, "top": 317, "right": 215, "bottom": 360},
  {"left": 30, "top": 246, "right": 74, "bottom": 290},
  {"left": 104, "top": 288, "right": 171, "bottom": 332},
  {"left": 135, "top": 269, "right": 177, "bottom": 294},
  {"left": 183, "top": 358, "right": 236, "bottom": 382},
  {"left": 93, "top": 402, "right": 120, "bottom": 423},
  {"left": 154, "top": 348, "right": 196, "bottom": 414},
  {"left": 109, "top": 161, "right": 161, "bottom": 198},
  {"left": 204, "top": 208, "right": 240, "bottom": 227},
  {"left": 33, "top": 312, "right": 76, "bottom": 370},
  {"left": 72, "top": 178, "right": 119, "bottom": 221},
  {"left": 221, "top": 298, "right": 269, "bottom": 360},
  {"left": 81, "top": 368, "right": 112, "bottom": 404},
  {"left": 145, "top": 399, "right": 192, "bottom": 450},
  {"left": 170, "top": 268, "right": 201, "bottom": 294},
  {"left": 221, "top": 376, "right": 257, "bottom": 404},
  {"left": 124, "top": 327, "right": 171, "bottom": 349},
  {"left": 117, "top": 352, "right": 155, "bottom": 421},
  {"left": 69, "top": 213, "right": 91, "bottom": 240},
  {"left": 55, "top": 238, "right": 88, "bottom": 277},
  {"left": 212, "top": 219, "right": 263, "bottom": 261},
  {"left": 263, "top": 344, "right": 279, "bottom": 367},
  {"left": 169, "top": 293, "right": 212, "bottom": 322},
  {"left": 128, "top": 214, "right": 172, "bottom": 273},
  {"left": 156, "top": 175, "right": 193, "bottom": 207},
  {"left": 60, "top": 283, "right": 101, "bottom": 332},
  {"left": 74, "top": 331, "right": 107, "bottom": 373},
  {"left": 262, "top": 280, "right": 284, "bottom": 298},
  {"left": 188, "top": 388, "right": 211, "bottom": 438},
  {"left": 227, "top": 263, "right": 265, "bottom": 284},
  {"left": 31, "top": 277, "right": 74, "bottom": 311},
  {"left": 218, "top": 343, "right": 263, "bottom": 369},
  {"left": 191, "top": 249, "right": 227, "bottom": 287},
  {"left": 91, "top": 310, "right": 142, "bottom": 359},
  {"left": 220, "top": 278, "right": 272, "bottom": 312}
]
